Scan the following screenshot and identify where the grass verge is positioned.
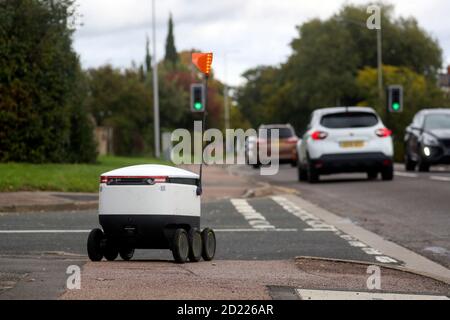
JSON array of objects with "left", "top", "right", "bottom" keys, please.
[{"left": 0, "top": 156, "right": 170, "bottom": 193}]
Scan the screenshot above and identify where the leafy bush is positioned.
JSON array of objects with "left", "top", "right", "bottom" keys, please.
[{"left": 0, "top": 0, "right": 97, "bottom": 163}]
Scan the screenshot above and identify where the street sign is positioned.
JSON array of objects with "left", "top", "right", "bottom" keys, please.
[
  {"left": 387, "top": 85, "right": 404, "bottom": 113},
  {"left": 191, "top": 83, "right": 205, "bottom": 113},
  {"left": 192, "top": 53, "right": 213, "bottom": 76}
]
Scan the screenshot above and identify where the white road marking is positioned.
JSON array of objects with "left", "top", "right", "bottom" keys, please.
[
  {"left": 430, "top": 176, "right": 450, "bottom": 182},
  {"left": 0, "top": 229, "right": 298, "bottom": 234},
  {"left": 0, "top": 230, "right": 90, "bottom": 234},
  {"left": 272, "top": 196, "right": 398, "bottom": 264},
  {"left": 231, "top": 199, "right": 276, "bottom": 230},
  {"left": 215, "top": 228, "right": 298, "bottom": 233},
  {"left": 271, "top": 196, "right": 338, "bottom": 232},
  {"left": 394, "top": 172, "right": 418, "bottom": 178},
  {"left": 296, "top": 289, "right": 449, "bottom": 300}
]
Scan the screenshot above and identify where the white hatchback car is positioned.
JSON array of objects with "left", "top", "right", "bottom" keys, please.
[{"left": 297, "top": 107, "right": 394, "bottom": 183}]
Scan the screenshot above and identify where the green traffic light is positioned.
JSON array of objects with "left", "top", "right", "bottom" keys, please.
[
  {"left": 194, "top": 102, "right": 203, "bottom": 111},
  {"left": 392, "top": 102, "right": 401, "bottom": 111}
]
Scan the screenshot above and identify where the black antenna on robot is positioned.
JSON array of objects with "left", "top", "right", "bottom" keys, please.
[{"left": 197, "top": 75, "right": 208, "bottom": 196}]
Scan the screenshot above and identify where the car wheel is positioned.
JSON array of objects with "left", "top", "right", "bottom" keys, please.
[
  {"left": 172, "top": 229, "right": 189, "bottom": 264},
  {"left": 201, "top": 228, "right": 216, "bottom": 261},
  {"left": 307, "top": 159, "right": 319, "bottom": 183},
  {"left": 418, "top": 160, "right": 430, "bottom": 172},
  {"left": 298, "top": 162, "right": 308, "bottom": 182},
  {"left": 87, "top": 229, "right": 104, "bottom": 262},
  {"left": 119, "top": 248, "right": 135, "bottom": 261},
  {"left": 188, "top": 228, "right": 202, "bottom": 263},
  {"left": 252, "top": 161, "right": 261, "bottom": 169},
  {"left": 405, "top": 153, "right": 417, "bottom": 172},
  {"left": 104, "top": 243, "right": 119, "bottom": 261},
  {"left": 381, "top": 165, "right": 394, "bottom": 181},
  {"left": 367, "top": 171, "right": 378, "bottom": 180}
]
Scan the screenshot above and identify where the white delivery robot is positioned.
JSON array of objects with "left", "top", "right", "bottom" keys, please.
[{"left": 87, "top": 164, "right": 216, "bottom": 264}]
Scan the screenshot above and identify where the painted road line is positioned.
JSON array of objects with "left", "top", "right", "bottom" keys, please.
[
  {"left": 272, "top": 196, "right": 398, "bottom": 264},
  {"left": 394, "top": 172, "right": 419, "bottom": 178},
  {"left": 215, "top": 228, "right": 298, "bottom": 233},
  {"left": 231, "top": 199, "right": 276, "bottom": 230},
  {"left": 0, "top": 230, "right": 90, "bottom": 234},
  {"left": 271, "top": 196, "right": 338, "bottom": 232},
  {"left": 0, "top": 229, "right": 297, "bottom": 234},
  {"left": 296, "top": 289, "right": 449, "bottom": 300},
  {"left": 430, "top": 176, "right": 450, "bottom": 182}
]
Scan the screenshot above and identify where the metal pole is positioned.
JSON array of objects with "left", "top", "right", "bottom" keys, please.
[{"left": 152, "top": 0, "right": 160, "bottom": 158}]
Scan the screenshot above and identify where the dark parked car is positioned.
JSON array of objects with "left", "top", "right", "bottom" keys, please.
[{"left": 405, "top": 109, "right": 450, "bottom": 172}]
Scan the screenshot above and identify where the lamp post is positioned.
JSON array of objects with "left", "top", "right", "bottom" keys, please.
[
  {"left": 152, "top": 0, "right": 160, "bottom": 158},
  {"left": 377, "top": 28, "right": 383, "bottom": 102}
]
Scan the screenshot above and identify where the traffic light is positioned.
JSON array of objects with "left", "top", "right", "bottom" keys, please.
[
  {"left": 191, "top": 84, "right": 205, "bottom": 113},
  {"left": 387, "top": 85, "right": 403, "bottom": 113}
]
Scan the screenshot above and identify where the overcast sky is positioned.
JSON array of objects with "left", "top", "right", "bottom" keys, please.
[{"left": 73, "top": 0, "right": 450, "bottom": 86}]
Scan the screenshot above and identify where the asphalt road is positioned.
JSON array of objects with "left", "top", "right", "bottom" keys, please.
[
  {"left": 233, "top": 164, "right": 450, "bottom": 269},
  {"left": 0, "top": 196, "right": 400, "bottom": 299},
  {"left": 0, "top": 198, "right": 387, "bottom": 262}
]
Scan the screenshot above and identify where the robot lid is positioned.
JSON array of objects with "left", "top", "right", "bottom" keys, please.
[{"left": 101, "top": 165, "right": 199, "bottom": 180}]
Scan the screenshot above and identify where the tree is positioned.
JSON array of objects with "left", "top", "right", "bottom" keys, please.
[
  {"left": 356, "top": 65, "right": 449, "bottom": 161},
  {"left": 67, "top": 67, "right": 98, "bottom": 163},
  {"left": 237, "top": 2, "right": 445, "bottom": 135},
  {"left": 164, "top": 13, "right": 178, "bottom": 66},
  {"left": 336, "top": 4, "right": 442, "bottom": 78},
  {"left": 237, "top": 66, "right": 283, "bottom": 127},
  {"left": 0, "top": 0, "right": 96, "bottom": 163},
  {"left": 85, "top": 65, "right": 153, "bottom": 156},
  {"left": 145, "top": 35, "right": 152, "bottom": 78}
]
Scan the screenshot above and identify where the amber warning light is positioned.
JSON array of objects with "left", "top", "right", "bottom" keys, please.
[{"left": 192, "top": 52, "right": 213, "bottom": 76}]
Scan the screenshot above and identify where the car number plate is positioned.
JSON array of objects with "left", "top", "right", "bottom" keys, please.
[{"left": 340, "top": 141, "right": 365, "bottom": 148}]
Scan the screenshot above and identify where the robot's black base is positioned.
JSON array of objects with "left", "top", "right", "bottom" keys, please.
[
  {"left": 87, "top": 215, "right": 215, "bottom": 264},
  {"left": 99, "top": 214, "right": 200, "bottom": 250}
]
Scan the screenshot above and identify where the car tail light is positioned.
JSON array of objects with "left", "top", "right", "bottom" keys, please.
[
  {"left": 257, "top": 138, "right": 267, "bottom": 144},
  {"left": 285, "top": 137, "right": 298, "bottom": 144},
  {"left": 311, "top": 131, "right": 328, "bottom": 140},
  {"left": 100, "top": 176, "right": 108, "bottom": 184},
  {"left": 375, "top": 128, "right": 392, "bottom": 138}
]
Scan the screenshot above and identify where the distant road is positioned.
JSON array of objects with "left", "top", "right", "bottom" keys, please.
[{"left": 234, "top": 164, "right": 450, "bottom": 268}]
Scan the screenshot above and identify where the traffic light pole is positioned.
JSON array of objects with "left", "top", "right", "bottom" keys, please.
[{"left": 197, "top": 75, "right": 209, "bottom": 196}]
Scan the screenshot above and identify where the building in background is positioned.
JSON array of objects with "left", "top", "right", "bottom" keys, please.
[{"left": 439, "top": 65, "right": 450, "bottom": 98}]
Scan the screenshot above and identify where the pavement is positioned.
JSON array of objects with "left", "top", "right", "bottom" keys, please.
[
  {"left": 0, "top": 192, "right": 98, "bottom": 213},
  {"left": 0, "top": 164, "right": 449, "bottom": 300},
  {"left": 61, "top": 259, "right": 448, "bottom": 300}
]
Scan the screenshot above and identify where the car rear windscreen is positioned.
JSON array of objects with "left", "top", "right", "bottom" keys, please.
[
  {"left": 263, "top": 128, "right": 294, "bottom": 139},
  {"left": 320, "top": 112, "right": 379, "bottom": 129}
]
